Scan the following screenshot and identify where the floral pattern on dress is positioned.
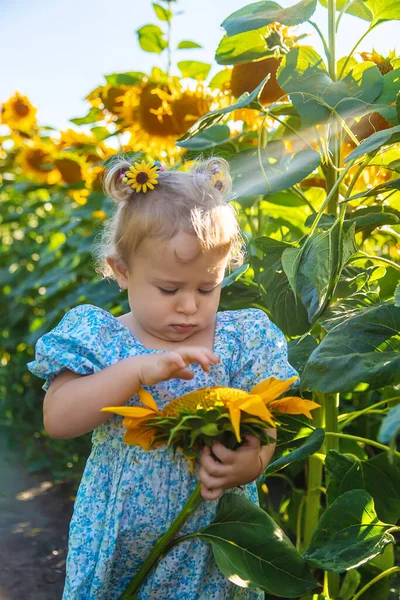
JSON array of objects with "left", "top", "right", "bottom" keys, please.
[{"left": 27, "top": 304, "right": 298, "bottom": 600}]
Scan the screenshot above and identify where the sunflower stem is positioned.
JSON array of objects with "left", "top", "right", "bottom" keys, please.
[{"left": 119, "top": 482, "right": 202, "bottom": 599}]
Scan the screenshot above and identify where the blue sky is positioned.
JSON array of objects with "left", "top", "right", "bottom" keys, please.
[{"left": 1, "top": 0, "right": 399, "bottom": 130}]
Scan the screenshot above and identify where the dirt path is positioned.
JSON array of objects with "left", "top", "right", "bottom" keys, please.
[{"left": 0, "top": 436, "right": 74, "bottom": 600}]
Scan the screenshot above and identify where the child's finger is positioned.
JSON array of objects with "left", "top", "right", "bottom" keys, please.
[
  {"left": 200, "top": 449, "right": 228, "bottom": 478},
  {"left": 177, "top": 347, "right": 220, "bottom": 372},
  {"left": 211, "top": 441, "right": 236, "bottom": 464},
  {"left": 200, "top": 483, "right": 223, "bottom": 501}
]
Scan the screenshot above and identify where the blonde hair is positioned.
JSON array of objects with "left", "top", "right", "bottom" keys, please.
[{"left": 93, "top": 155, "right": 244, "bottom": 279}]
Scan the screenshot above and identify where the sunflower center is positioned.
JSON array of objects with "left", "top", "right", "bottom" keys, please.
[
  {"left": 136, "top": 172, "right": 149, "bottom": 184},
  {"left": 14, "top": 100, "right": 30, "bottom": 117}
]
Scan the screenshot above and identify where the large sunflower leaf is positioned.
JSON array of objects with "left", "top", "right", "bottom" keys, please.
[
  {"left": 177, "top": 125, "right": 231, "bottom": 150},
  {"left": 221, "top": 0, "right": 317, "bottom": 37},
  {"left": 264, "top": 427, "right": 325, "bottom": 475},
  {"left": 301, "top": 301, "right": 400, "bottom": 393},
  {"left": 193, "top": 493, "right": 317, "bottom": 596},
  {"left": 302, "top": 489, "right": 395, "bottom": 572},
  {"left": 325, "top": 450, "right": 400, "bottom": 524},
  {"left": 278, "top": 48, "right": 383, "bottom": 126},
  {"left": 319, "top": 0, "right": 400, "bottom": 23},
  {"left": 216, "top": 28, "right": 271, "bottom": 65},
  {"left": 229, "top": 146, "right": 321, "bottom": 197}
]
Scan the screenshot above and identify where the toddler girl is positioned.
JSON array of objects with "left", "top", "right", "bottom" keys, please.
[{"left": 27, "top": 157, "right": 298, "bottom": 599}]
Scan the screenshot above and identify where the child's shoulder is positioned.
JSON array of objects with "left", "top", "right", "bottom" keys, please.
[
  {"left": 217, "top": 307, "right": 271, "bottom": 329},
  {"left": 56, "top": 303, "right": 117, "bottom": 331}
]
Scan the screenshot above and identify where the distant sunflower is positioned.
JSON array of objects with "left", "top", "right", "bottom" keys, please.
[
  {"left": 54, "top": 153, "right": 88, "bottom": 185},
  {"left": 228, "top": 23, "right": 298, "bottom": 106},
  {"left": 115, "top": 79, "right": 212, "bottom": 159},
  {"left": 124, "top": 160, "right": 160, "bottom": 193},
  {"left": 18, "top": 139, "right": 60, "bottom": 184},
  {"left": 1, "top": 92, "right": 37, "bottom": 131}
]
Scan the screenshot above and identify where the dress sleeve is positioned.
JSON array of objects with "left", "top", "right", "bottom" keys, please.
[
  {"left": 230, "top": 309, "right": 299, "bottom": 392},
  {"left": 26, "top": 304, "right": 108, "bottom": 392}
]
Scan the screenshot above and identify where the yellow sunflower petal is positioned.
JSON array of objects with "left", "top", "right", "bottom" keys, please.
[
  {"left": 251, "top": 376, "right": 299, "bottom": 402},
  {"left": 268, "top": 397, "right": 320, "bottom": 419},
  {"left": 101, "top": 406, "right": 155, "bottom": 418},
  {"left": 124, "top": 426, "right": 155, "bottom": 450},
  {"left": 228, "top": 406, "right": 242, "bottom": 443},
  {"left": 138, "top": 388, "right": 159, "bottom": 412},
  {"left": 237, "top": 396, "right": 275, "bottom": 425}
]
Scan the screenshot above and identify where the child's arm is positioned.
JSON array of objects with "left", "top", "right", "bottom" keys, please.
[
  {"left": 44, "top": 347, "right": 219, "bottom": 439},
  {"left": 199, "top": 430, "right": 276, "bottom": 501}
]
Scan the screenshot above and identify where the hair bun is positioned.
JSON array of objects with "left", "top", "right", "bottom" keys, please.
[{"left": 103, "top": 158, "right": 133, "bottom": 205}]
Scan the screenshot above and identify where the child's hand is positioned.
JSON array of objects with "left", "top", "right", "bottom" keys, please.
[
  {"left": 139, "top": 347, "right": 220, "bottom": 387},
  {"left": 199, "top": 433, "right": 276, "bottom": 501}
]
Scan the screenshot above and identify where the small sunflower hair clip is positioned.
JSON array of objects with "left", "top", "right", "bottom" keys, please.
[
  {"left": 120, "top": 160, "right": 164, "bottom": 193},
  {"left": 209, "top": 164, "right": 225, "bottom": 191}
]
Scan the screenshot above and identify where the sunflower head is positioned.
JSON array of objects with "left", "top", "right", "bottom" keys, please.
[
  {"left": 359, "top": 50, "right": 395, "bottom": 75},
  {"left": 122, "top": 159, "right": 162, "bottom": 193},
  {"left": 1, "top": 92, "right": 37, "bottom": 131}
]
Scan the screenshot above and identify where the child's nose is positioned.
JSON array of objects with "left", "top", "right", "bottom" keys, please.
[{"left": 177, "top": 294, "right": 197, "bottom": 315}]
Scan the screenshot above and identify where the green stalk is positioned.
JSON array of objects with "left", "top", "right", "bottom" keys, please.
[
  {"left": 352, "top": 567, "right": 400, "bottom": 600},
  {"left": 119, "top": 483, "right": 202, "bottom": 599},
  {"left": 302, "top": 391, "right": 325, "bottom": 551}
]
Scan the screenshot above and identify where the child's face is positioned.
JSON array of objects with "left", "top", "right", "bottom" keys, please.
[{"left": 113, "top": 231, "right": 229, "bottom": 343}]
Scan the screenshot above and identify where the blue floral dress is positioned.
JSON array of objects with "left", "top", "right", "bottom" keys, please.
[{"left": 27, "top": 304, "right": 298, "bottom": 600}]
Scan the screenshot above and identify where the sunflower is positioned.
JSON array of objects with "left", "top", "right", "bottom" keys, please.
[
  {"left": 123, "top": 160, "right": 160, "bottom": 193},
  {"left": 1, "top": 92, "right": 37, "bottom": 131},
  {"left": 102, "top": 376, "right": 319, "bottom": 456},
  {"left": 17, "top": 139, "right": 60, "bottom": 184},
  {"left": 54, "top": 153, "right": 88, "bottom": 185},
  {"left": 114, "top": 79, "right": 213, "bottom": 159},
  {"left": 359, "top": 49, "right": 395, "bottom": 75},
  {"left": 228, "top": 23, "right": 299, "bottom": 106}
]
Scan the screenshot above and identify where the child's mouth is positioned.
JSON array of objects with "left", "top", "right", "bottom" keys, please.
[{"left": 171, "top": 324, "right": 195, "bottom": 333}]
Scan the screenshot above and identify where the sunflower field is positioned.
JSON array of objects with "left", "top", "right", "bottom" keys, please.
[{"left": 1, "top": 0, "right": 400, "bottom": 598}]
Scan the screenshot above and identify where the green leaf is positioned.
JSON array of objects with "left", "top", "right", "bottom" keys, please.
[
  {"left": 177, "top": 75, "right": 269, "bottom": 143},
  {"left": 194, "top": 493, "right": 317, "bottom": 596},
  {"left": 301, "top": 301, "right": 400, "bottom": 393},
  {"left": 325, "top": 451, "right": 400, "bottom": 524},
  {"left": 395, "top": 282, "right": 400, "bottom": 307},
  {"left": 278, "top": 47, "right": 383, "bottom": 126},
  {"left": 70, "top": 107, "right": 103, "bottom": 125},
  {"left": 216, "top": 29, "right": 271, "bottom": 65},
  {"left": 319, "top": 0, "right": 373, "bottom": 21},
  {"left": 339, "top": 570, "right": 362, "bottom": 600},
  {"left": 177, "top": 40, "right": 202, "bottom": 49},
  {"left": 372, "top": 68, "right": 400, "bottom": 125},
  {"left": 302, "top": 489, "right": 395, "bottom": 572},
  {"left": 208, "top": 69, "right": 231, "bottom": 90},
  {"left": 288, "top": 334, "right": 318, "bottom": 376},
  {"left": 397, "top": 89, "right": 400, "bottom": 124},
  {"left": 264, "top": 427, "right": 324, "bottom": 475},
  {"left": 222, "top": 264, "right": 249, "bottom": 288},
  {"left": 378, "top": 405, "right": 400, "bottom": 446},
  {"left": 177, "top": 61, "right": 211, "bottom": 80},
  {"left": 344, "top": 124, "right": 400, "bottom": 163},
  {"left": 90, "top": 126, "right": 111, "bottom": 142},
  {"left": 348, "top": 180, "right": 400, "bottom": 200},
  {"left": 177, "top": 125, "right": 231, "bottom": 150},
  {"left": 153, "top": 2, "right": 172, "bottom": 21},
  {"left": 221, "top": 0, "right": 317, "bottom": 37},
  {"left": 252, "top": 238, "right": 311, "bottom": 336},
  {"left": 104, "top": 71, "right": 145, "bottom": 86},
  {"left": 318, "top": 291, "right": 381, "bottom": 332},
  {"left": 230, "top": 146, "right": 321, "bottom": 197},
  {"left": 319, "top": 0, "right": 400, "bottom": 23},
  {"left": 137, "top": 24, "right": 168, "bottom": 54}
]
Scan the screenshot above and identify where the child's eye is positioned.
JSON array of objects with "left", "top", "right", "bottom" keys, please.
[
  {"left": 198, "top": 289, "right": 214, "bottom": 295},
  {"left": 159, "top": 288, "right": 178, "bottom": 295}
]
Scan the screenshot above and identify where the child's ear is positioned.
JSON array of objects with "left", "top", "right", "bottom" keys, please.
[{"left": 106, "top": 255, "right": 129, "bottom": 288}]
